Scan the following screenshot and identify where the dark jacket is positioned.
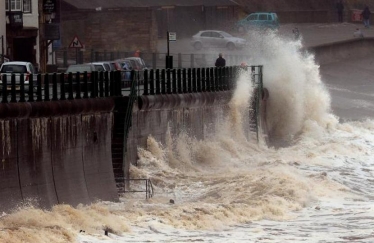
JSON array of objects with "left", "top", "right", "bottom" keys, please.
[
  {"left": 362, "top": 7, "right": 371, "bottom": 20},
  {"left": 215, "top": 57, "right": 226, "bottom": 67}
]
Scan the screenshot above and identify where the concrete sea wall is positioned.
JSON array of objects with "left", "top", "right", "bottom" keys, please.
[
  {"left": 309, "top": 37, "right": 374, "bottom": 65},
  {"left": 0, "top": 99, "right": 118, "bottom": 213}
]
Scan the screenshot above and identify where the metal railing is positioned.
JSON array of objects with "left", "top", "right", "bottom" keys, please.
[
  {"left": 0, "top": 71, "right": 125, "bottom": 103},
  {"left": 117, "top": 178, "right": 154, "bottom": 199}
]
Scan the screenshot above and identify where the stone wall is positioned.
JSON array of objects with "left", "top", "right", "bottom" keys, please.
[{"left": 60, "top": 8, "right": 157, "bottom": 54}]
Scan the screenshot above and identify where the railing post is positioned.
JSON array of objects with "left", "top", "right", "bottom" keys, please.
[
  {"left": 201, "top": 68, "right": 206, "bottom": 92},
  {"left": 161, "top": 69, "right": 166, "bottom": 94},
  {"left": 99, "top": 71, "right": 104, "bottom": 97},
  {"left": 36, "top": 74, "right": 42, "bottom": 101},
  {"left": 155, "top": 69, "right": 160, "bottom": 95},
  {"left": 149, "top": 69, "right": 155, "bottom": 95},
  {"left": 172, "top": 69, "right": 177, "bottom": 94},
  {"left": 104, "top": 71, "right": 109, "bottom": 97},
  {"left": 1, "top": 75, "right": 7, "bottom": 103},
  {"left": 91, "top": 71, "right": 97, "bottom": 98},
  {"left": 60, "top": 73, "right": 66, "bottom": 100},
  {"left": 210, "top": 68, "right": 215, "bottom": 92},
  {"left": 10, "top": 74, "right": 17, "bottom": 103},
  {"left": 182, "top": 69, "right": 187, "bottom": 93},
  {"left": 197, "top": 68, "right": 201, "bottom": 92},
  {"left": 187, "top": 68, "right": 192, "bottom": 93},
  {"left": 143, "top": 69, "right": 149, "bottom": 95},
  {"left": 116, "top": 70, "right": 122, "bottom": 96},
  {"left": 75, "top": 72, "right": 81, "bottom": 99},
  {"left": 192, "top": 68, "right": 197, "bottom": 93},
  {"left": 166, "top": 69, "right": 171, "bottom": 94},
  {"left": 52, "top": 73, "right": 58, "bottom": 101},
  {"left": 28, "top": 74, "right": 34, "bottom": 102},
  {"left": 109, "top": 71, "right": 114, "bottom": 96},
  {"left": 19, "top": 74, "right": 25, "bottom": 102},
  {"left": 44, "top": 73, "right": 50, "bottom": 101},
  {"left": 68, "top": 72, "right": 74, "bottom": 100},
  {"left": 206, "top": 68, "right": 211, "bottom": 92},
  {"left": 177, "top": 69, "right": 182, "bottom": 94},
  {"left": 82, "top": 72, "right": 88, "bottom": 98}
]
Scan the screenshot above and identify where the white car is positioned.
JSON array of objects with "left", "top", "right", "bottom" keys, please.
[
  {"left": 89, "top": 62, "right": 112, "bottom": 72},
  {"left": 0, "top": 61, "right": 37, "bottom": 91},
  {"left": 191, "top": 30, "right": 247, "bottom": 50}
]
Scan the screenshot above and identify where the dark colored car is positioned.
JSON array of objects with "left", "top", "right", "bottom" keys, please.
[{"left": 236, "top": 12, "right": 280, "bottom": 33}]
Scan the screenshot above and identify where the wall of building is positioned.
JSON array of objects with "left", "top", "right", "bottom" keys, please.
[{"left": 60, "top": 8, "right": 157, "bottom": 55}]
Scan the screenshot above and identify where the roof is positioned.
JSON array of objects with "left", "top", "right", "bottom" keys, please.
[{"left": 62, "top": 0, "right": 238, "bottom": 10}]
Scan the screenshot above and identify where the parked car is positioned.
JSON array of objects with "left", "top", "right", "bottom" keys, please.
[
  {"left": 191, "top": 30, "right": 247, "bottom": 50},
  {"left": 65, "top": 64, "right": 96, "bottom": 84},
  {"left": 0, "top": 61, "right": 37, "bottom": 91},
  {"left": 107, "top": 61, "right": 122, "bottom": 71},
  {"left": 124, "top": 57, "right": 148, "bottom": 71},
  {"left": 89, "top": 62, "right": 112, "bottom": 72},
  {"left": 235, "top": 12, "right": 279, "bottom": 33}
]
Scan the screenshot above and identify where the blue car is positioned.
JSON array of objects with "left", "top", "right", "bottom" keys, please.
[{"left": 236, "top": 12, "right": 279, "bottom": 33}]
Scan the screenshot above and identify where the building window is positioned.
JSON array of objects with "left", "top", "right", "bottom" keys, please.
[
  {"left": 23, "top": 0, "right": 31, "bottom": 13},
  {"left": 9, "top": 0, "right": 22, "bottom": 11},
  {"left": 5, "top": 0, "right": 9, "bottom": 11}
]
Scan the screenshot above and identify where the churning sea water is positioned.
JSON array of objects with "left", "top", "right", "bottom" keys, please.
[{"left": 2, "top": 32, "right": 374, "bottom": 243}]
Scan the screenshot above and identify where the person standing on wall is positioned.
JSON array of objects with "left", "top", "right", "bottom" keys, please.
[
  {"left": 215, "top": 53, "right": 226, "bottom": 67},
  {"left": 336, "top": 0, "right": 344, "bottom": 23},
  {"left": 362, "top": 6, "right": 371, "bottom": 28}
]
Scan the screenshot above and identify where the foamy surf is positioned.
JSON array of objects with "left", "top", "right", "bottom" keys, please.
[{"left": 2, "top": 31, "right": 374, "bottom": 243}]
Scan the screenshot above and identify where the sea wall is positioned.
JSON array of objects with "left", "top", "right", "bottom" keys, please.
[
  {"left": 124, "top": 92, "right": 234, "bottom": 170},
  {"left": 308, "top": 37, "right": 374, "bottom": 65},
  {"left": 0, "top": 99, "right": 118, "bottom": 213}
]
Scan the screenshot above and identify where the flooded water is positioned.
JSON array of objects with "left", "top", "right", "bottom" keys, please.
[{"left": 2, "top": 32, "right": 374, "bottom": 243}]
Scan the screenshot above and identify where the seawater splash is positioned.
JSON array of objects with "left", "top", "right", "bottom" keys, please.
[
  {"left": 2, "top": 31, "right": 371, "bottom": 242},
  {"left": 246, "top": 31, "right": 338, "bottom": 141}
]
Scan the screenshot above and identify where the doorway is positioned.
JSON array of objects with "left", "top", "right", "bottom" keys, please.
[{"left": 13, "top": 37, "right": 35, "bottom": 63}]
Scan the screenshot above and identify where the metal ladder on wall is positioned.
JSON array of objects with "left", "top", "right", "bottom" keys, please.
[{"left": 117, "top": 70, "right": 154, "bottom": 199}]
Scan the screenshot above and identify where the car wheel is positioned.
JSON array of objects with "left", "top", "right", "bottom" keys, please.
[
  {"left": 194, "top": 42, "right": 202, "bottom": 50},
  {"left": 238, "top": 26, "right": 245, "bottom": 33},
  {"left": 227, "top": 42, "right": 235, "bottom": 51}
]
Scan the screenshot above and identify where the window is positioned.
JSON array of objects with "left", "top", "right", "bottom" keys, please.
[
  {"left": 259, "top": 14, "right": 268, "bottom": 21},
  {"left": 23, "top": 0, "right": 31, "bottom": 13},
  {"left": 5, "top": 0, "right": 9, "bottom": 11},
  {"left": 10, "top": 0, "right": 22, "bottom": 11},
  {"left": 247, "top": 14, "right": 257, "bottom": 21},
  {"left": 211, "top": 32, "right": 223, "bottom": 38},
  {"left": 201, "top": 32, "right": 211, "bottom": 37}
]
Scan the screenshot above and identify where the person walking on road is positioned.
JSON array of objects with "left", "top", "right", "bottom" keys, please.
[
  {"left": 336, "top": 0, "right": 344, "bottom": 23},
  {"left": 215, "top": 53, "right": 226, "bottom": 67},
  {"left": 362, "top": 6, "right": 371, "bottom": 28}
]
